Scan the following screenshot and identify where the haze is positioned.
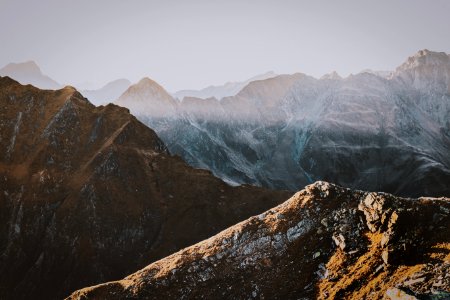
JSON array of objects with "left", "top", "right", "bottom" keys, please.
[{"left": 1, "top": 0, "right": 449, "bottom": 91}]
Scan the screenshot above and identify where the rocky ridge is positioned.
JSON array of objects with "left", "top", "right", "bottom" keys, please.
[
  {"left": 0, "top": 77, "right": 291, "bottom": 299},
  {"left": 68, "top": 182, "right": 450, "bottom": 300}
]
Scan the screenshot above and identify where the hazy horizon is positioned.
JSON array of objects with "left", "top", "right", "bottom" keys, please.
[{"left": 1, "top": 0, "right": 450, "bottom": 92}]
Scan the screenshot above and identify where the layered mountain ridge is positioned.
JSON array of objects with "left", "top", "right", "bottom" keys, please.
[
  {"left": 80, "top": 78, "right": 131, "bottom": 106},
  {"left": 68, "top": 181, "right": 450, "bottom": 300},
  {"left": 173, "top": 71, "right": 277, "bottom": 100},
  {"left": 115, "top": 49, "right": 450, "bottom": 197},
  {"left": 0, "top": 77, "right": 291, "bottom": 299},
  {"left": 0, "top": 61, "right": 132, "bottom": 105}
]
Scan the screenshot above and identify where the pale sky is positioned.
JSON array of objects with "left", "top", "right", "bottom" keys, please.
[{"left": 1, "top": 0, "right": 449, "bottom": 92}]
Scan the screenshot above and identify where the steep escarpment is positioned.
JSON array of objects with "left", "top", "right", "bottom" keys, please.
[
  {"left": 0, "top": 77, "right": 291, "bottom": 299},
  {"left": 68, "top": 182, "right": 450, "bottom": 300}
]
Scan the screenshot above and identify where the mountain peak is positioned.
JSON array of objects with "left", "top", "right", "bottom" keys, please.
[
  {"left": 0, "top": 60, "right": 60, "bottom": 90},
  {"left": 115, "top": 77, "right": 177, "bottom": 116},
  {"left": 321, "top": 71, "right": 342, "bottom": 80},
  {"left": 391, "top": 49, "right": 450, "bottom": 91},
  {"left": 396, "top": 49, "right": 450, "bottom": 72},
  {"left": 1, "top": 60, "right": 42, "bottom": 76},
  {"left": 130, "top": 77, "right": 171, "bottom": 97},
  {"left": 122, "top": 77, "right": 172, "bottom": 99},
  {"left": 137, "top": 76, "right": 159, "bottom": 86},
  {"left": 62, "top": 85, "right": 77, "bottom": 91}
]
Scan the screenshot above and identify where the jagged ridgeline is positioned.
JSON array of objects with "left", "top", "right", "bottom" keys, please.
[
  {"left": 68, "top": 182, "right": 450, "bottom": 300},
  {"left": 1, "top": 49, "right": 449, "bottom": 300},
  {"left": 116, "top": 50, "right": 450, "bottom": 197},
  {"left": 0, "top": 77, "right": 291, "bottom": 299}
]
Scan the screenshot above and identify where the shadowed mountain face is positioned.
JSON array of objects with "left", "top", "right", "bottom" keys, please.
[
  {"left": 0, "top": 77, "right": 291, "bottom": 299},
  {"left": 0, "top": 61, "right": 61, "bottom": 90},
  {"left": 68, "top": 182, "right": 450, "bottom": 300},
  {"left": 116, "top": 50, "right": 450, "bottom": 197}
]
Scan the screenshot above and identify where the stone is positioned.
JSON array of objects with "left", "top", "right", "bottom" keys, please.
[
  {"left": 332, "top": 233, "right": 346, "bottom": 250},
  {"left": 386, "top": 288, "right": 418, "bottom": 300}
]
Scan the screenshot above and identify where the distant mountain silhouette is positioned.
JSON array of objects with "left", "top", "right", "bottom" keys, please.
[
  {"left": 81, "top": 78, "right": 131, "bottom": 105},
  {"left": 173, "top": 71, "right": 277, "bottom": 100},
  {"left": 0, "top": 61, "right": 61, "bottom": 89}
]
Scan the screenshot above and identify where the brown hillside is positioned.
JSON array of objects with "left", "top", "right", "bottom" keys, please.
[{"left": 0, "top": 77, "right": 291, "bottom": 299}]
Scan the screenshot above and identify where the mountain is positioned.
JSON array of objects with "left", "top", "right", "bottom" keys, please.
[
  {"left": 173, "top": 71, "right": 277, "bottom": 100},
  {"left": 80, "top": 79, "right": 131, "bottom": 105},
  {"left": 0, "top": 77, "right": 291, "bottom": 299},
  {"left": 68, "top": 181, "right": 450, "bottom": 300},
  {"left": 115, "top": 50, "right": 450, "bottom": 197},
  {"left": 116, "top": 77, "right": 179, "bottom": 117},
  {"left": 0, "top": 61, "right": 61, "bottom": 90},
  {"left": 358, "top": 69, "right": 392, "bottom": 78}
]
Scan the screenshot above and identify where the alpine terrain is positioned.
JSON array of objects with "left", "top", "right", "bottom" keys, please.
[
  {"left": 116, "top": 50, "right": 450, "bottom": 197},
  {"left": 0, "top": 77, "right": 291, "bottom": 299},
  {"left": 68, "top": 181, "right": 450, "bottom": 300}
]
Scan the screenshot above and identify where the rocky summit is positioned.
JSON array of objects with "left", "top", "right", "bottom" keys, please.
[
  {"left": 0, "top": 77, "right": 291, "bottom": 299},
  {"left": 68, "top": 182, "right": 450, "bottom": 300}
]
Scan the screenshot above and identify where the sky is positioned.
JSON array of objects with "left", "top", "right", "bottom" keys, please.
[{"left": 1, "top": 0, "right": 449, "bottom": 92}]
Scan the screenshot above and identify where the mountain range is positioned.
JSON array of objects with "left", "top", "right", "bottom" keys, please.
[
  {"left": 0, "top": 77, "right": 290, "bottom": 299},
  {"left": 0, "top": 61, "right": 131, "bottom": 105},
  {"left": 116, "top": 49, "right": 450, "bottom": 197},
  {"left": 173, "top": 71, "right": 277, "bottom": 100},
  {"left": 1, "top": 49, "right": 449, "bottom": 299}
]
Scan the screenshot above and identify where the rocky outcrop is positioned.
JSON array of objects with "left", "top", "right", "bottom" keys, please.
[
  {"left": 0, "top": 77, "right": 291, "bottom": 299},
  {"left": 68, "top": 182, "right": 450, "bottom": 300}
]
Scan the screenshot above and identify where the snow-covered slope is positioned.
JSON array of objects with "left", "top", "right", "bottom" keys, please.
[{"left": 115, "top": 50, "right": 450, "bottom": 197}]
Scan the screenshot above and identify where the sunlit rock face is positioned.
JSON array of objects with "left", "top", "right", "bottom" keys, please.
[
  {"left": 116, "top": 50, "right": 450, "bottom": 197},
  {"left": 68, "top": 182, "right": 450, "bottom": 300}
]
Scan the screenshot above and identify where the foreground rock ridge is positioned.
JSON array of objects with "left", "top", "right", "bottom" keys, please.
[
  {"left": 0, "top": 77, "right": 291, "bottom": 299},
  {"left": 69, "top": 182, "right": 450, "bottom": 300},
  {"left": 116, "top": 49, "right": 450, "bottom": 197}
]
